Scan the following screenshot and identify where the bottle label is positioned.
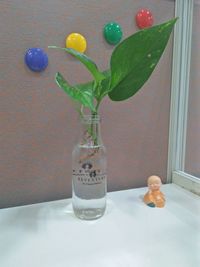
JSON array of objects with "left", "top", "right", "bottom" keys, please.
[{"left": 72, "top": 162, "right": 107, "bottom": 199}]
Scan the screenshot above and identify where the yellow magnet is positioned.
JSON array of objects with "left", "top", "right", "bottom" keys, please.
[{"left": 66, "top": 33, "right": 87, "bottom": 53}]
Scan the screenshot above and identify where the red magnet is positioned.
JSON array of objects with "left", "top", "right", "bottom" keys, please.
[{"left": 136, "top": 9, "right": 154, "bottom": 29}]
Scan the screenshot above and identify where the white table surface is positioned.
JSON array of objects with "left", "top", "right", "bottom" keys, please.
[{"left": 0, "top": 184, "right": 200, "bottom": 267}]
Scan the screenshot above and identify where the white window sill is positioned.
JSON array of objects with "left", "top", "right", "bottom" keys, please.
[
  {"left": 173, "top": 171, "right": 200, "bottom": 196},
  {"left": 0, "top": 184, "right": 200, "bottom": 267}
]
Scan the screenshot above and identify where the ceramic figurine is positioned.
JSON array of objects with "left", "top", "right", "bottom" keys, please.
[{"left": 143, "top": 175, "right": 165, "bottom": 208}]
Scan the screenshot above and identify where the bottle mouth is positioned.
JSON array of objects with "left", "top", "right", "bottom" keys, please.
[{"left": 80, "top": 114, "right": 101, "bottom": 123}]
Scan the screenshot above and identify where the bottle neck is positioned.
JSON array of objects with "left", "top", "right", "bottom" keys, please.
[{"left": 79, "top": 115, "right": 102, "bottom": 147}]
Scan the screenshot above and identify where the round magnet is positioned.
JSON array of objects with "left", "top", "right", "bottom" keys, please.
[
  {"left": 25, "top": 48, "right": 48, "bottom": 72},
  {"left": 103, "top": 22, "right": 123, "bottom": 45},
  {"left": 66, "top": 33, "right": 87, "bottom": 53},
  {"left": 136, "top": 9, "right": 154, "bottom": 29}
]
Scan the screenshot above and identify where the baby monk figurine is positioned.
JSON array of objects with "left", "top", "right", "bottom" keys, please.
[{"left": 143, "top": 175, "right": 165, "bottom": 208}]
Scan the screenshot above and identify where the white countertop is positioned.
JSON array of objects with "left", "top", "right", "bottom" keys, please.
[{"left": 0, "top": 184, "right": 200, "bottom": 267}]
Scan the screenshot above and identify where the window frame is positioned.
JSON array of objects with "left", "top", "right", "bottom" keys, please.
[{"left": 167, "top": 0, "right": 200, "bottom": 195}]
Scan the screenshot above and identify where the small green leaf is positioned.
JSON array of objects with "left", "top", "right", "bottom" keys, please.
[
  {"left": 108, "top": 18, "right": 178, "bottom": 101},
  {"left": 74, "top": 70, "right": 111, "bottom": 103},
  {"left": 94, "top": 70, "right": 111, "bottom": 101},
  {"left": 55, "top": 72, "right": 96, "bottom": 112},
  {"left": 49, "top": 46, "right": 105, "bottom": 84},
  {"left": 76, "top": 80, "right": 94, "bottom": 93}
]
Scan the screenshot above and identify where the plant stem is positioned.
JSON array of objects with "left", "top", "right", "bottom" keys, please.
[{"left": 95, "top": 100, "right": 101, "bottom": 112}]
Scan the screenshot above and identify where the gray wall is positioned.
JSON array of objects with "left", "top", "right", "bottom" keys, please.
[{"left": 0, "top": 0, "right": 175, "bottom": 208}]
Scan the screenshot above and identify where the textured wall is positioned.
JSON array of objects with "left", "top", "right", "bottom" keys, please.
[{"left": 0, "top": 0, "right": 175, "bottom": 208}]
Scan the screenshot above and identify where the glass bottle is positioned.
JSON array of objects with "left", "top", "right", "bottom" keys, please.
[{"left": 72, "top": 114, "right": 107, "bottom": 220}]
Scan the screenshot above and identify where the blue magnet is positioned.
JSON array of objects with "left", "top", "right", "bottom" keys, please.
[{"left": 25, "top": 48, "right": 48, "bottom": 72}]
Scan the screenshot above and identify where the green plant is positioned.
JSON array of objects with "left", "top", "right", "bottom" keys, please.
[{"left": 49, "top": 18, "right": 177, "bottom": 117}]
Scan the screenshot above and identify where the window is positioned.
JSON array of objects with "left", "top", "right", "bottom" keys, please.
[{"left": 168, "top": 0, "right": 200, "bottom": 195}]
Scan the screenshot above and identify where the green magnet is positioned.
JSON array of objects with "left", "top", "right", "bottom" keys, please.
[{"left": 103, "top": 22, "right": 123, "bottom": 45}]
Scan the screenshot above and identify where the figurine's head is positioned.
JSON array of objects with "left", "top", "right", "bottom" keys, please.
[{"left": 147, "top": 175, "right": 162, "bottom": 191}]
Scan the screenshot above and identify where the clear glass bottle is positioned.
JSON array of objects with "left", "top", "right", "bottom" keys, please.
[{"left": 72, "top": 114, "right": 107, "bottom": 220}]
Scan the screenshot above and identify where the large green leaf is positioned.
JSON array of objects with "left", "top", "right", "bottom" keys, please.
[
  {"left": 49, "top": 46, "right": 105, "bottom": 84},
  {"left": 108, "top": 18, "right": 177, "bottom": 101},
  {"left": 55, "top": 72, "right": 96, "bottom": 112}
]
